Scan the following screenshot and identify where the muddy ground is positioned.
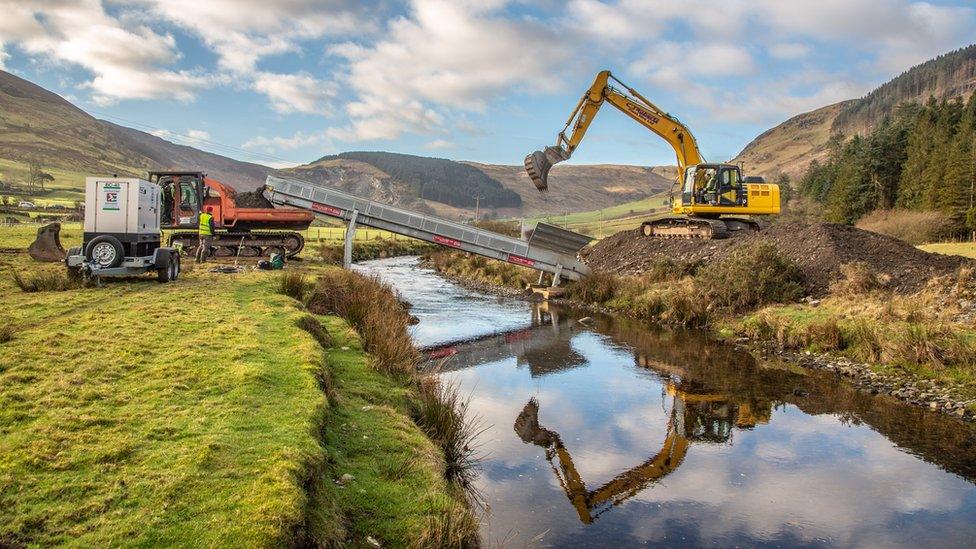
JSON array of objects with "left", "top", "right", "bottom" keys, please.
[{"left": 583, "top": 222, "right": 971, "bottom": 295}]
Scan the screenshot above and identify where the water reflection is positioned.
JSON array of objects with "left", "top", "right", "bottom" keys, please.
[
  {"left": 359, "top": 257, "right": 976, "bottom": 547},
  {"left": 422, "top": 303, "right": 976, "bottom": 546}
]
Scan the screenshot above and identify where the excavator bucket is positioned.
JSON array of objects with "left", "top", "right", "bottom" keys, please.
[
  {"left": 28, "top": 222, "right": 67, "bottom": 262},
  {"left": 524, "top": 146, "right": 570, "bottom": 192}
]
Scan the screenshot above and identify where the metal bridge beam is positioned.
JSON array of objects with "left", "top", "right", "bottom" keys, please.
[{"left": 263, "top": 175, "right": 590, "bottom": 281}]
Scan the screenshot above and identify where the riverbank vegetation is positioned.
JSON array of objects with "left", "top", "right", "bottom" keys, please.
[
  {"left": 317, "top": 238, "right": 434, "bottom": 263},
  {"left": 425, "top": 247, "right": 976, "bottom": 410},
  {"left": 1, "top": 247, "right": 476, "bottom": 546}
]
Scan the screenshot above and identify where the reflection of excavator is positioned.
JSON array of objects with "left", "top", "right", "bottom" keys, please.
[
  {"left": 525, "top": 70, "right": 780, "bottom": 239},
  {"left": 515, "top": 383, "right": 771, "bottom": 524}
]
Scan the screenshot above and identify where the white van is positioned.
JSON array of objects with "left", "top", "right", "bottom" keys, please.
[{"left": 18, "top": 200, "right": 36, "bottom": 209}]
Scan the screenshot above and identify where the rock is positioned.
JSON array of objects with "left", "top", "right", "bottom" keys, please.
[
  {"left": 366, "top": 536, "right": 382, "bottom": 547},
  {"left": 336, "top": 473, "right": 355, "bottom": 485},
  {"left": 930, "top": 402, "right": 939, "bottom": 410}
]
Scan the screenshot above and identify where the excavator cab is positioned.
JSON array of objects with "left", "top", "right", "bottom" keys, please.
[
  {"left": 680, "top": 164, "right": 748, "bottom": 209},
  {"left": 148, "top": 171, "right": 207, "bottom": 230}
]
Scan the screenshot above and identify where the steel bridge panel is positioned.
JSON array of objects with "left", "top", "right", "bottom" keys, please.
[{"left": 263, "top": 175, "right": 590, "bottom": 281}]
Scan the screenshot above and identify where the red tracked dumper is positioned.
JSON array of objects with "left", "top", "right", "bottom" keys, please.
[{"left": 152, "top": 171, "right": 313, "bottom": 258}]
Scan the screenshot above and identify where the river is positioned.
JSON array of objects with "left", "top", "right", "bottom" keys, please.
[{"left": 355, "top": 256, "right": 976, "bottom": 548}]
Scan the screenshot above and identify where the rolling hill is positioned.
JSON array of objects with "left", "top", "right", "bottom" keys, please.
[
  {"left": 735, "top": 44, "right": 976, "bottom": 178},
  {"left": 278, "top": 156, "right": 673, "bottom": 219},
  {"left": 0, "top": 68, "right": 670, "bottom": 216},
  {"left": 0, "top": 69, "right": 269, "bottom": 199}
]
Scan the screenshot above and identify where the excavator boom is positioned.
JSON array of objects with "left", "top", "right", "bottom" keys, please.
[
  {"left": 525, "top": 70, "right": 779, "bottom": 239},
  {"left": 524, "top": 70, "right": 703, "bottom": 191}
]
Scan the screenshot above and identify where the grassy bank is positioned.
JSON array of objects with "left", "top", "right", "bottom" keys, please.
[
  {"left": 0, "top": 248, "right": 474, "bottom": 546},
  {"left": 426, "top": 249, "right": 537, "bottom": 289},
  {"left": 728, "top": 275, "right": 976, "bottom": 410}
]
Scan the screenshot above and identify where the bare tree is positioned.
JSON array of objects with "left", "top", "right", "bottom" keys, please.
[{"left": 27, "top": 160, "right": 54, "bottom": 195}]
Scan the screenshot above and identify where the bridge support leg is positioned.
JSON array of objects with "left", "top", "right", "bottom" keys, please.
[
  {"left": 537, "top": 270, "right": 546, "bottom": 285},
  {"left": 551, "top": 264, "right": 563, "bottom": 287},
  {"left": 344, "top": 209, "right": 359, "bottom": 269}
]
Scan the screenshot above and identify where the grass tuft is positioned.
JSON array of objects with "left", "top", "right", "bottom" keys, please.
[
  {"left": 831, "top": 262, "right": 884, "bottom": 295},
  {"left": 412, "top": 377, "right": 483, "bottom": 491},
  {"left": 308, "top": 269, "right": 420, "bottom": 376},
  {"left": 567, "top": 270, "right": 618, "bottom": 302},
  {"left": 297, "top": 314, "right": 333, "bottom": 349},
  {"left": 0, "top": 323, "right": 13, "bottom": 343},
  {"left": 12, "top": 269, "right": 82, "bottom": 292},
  {"left": 277, "top": 272, "right": 312, "bottom": 302}
]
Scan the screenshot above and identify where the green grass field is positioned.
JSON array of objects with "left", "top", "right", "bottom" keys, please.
[
  {"left": 528, "top": 193, "right": 668, "bottom": 226},
  {"left": 0, "top": 159, "right": 89, "bottom": 207},
  {"left": 919, "top": 242, "right": 976, "bottom": 258},
  {"left": 0, "top": 240, "right": 467, "bottom": 546}
]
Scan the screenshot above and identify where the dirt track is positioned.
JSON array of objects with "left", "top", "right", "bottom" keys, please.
[{"left": 583, "top": 222, "right": 971, "bottom": 295}]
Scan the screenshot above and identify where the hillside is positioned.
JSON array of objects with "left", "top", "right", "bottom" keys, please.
[
  {"left": 468, "top": 162, "right": 672, "bottom": 216},
  {"left": 734, "top": 101, "right": 853, "bottom": 179},
  {"left": 103, "top": 123, "right": 269, "bottom": 189},
  {"left": 736, "top": 44, "right": 976, "bottom": 178},
  {"left": 0, "top": 69, "right": 269, "bottom": 198},
  {"left": 0, "top": 69, "right": 672, "bottom": 216},
  {"left": 280, "top": 155, "right": 672, "bottom": 219},
  {"left": 317, "top": 151, "right": 522, "bottom": 209}
]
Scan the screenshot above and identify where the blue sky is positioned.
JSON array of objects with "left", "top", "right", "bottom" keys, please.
[{"left": 1, "top": 0, "right": 974, "bottom": 169}]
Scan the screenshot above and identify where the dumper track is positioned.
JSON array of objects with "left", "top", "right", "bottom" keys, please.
[{"left": 168, "top": 231, "right": 305, "bottom": 258}]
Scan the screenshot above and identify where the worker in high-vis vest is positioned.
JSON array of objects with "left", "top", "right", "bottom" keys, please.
[{"left": 196, "top": 206, "right": 216, "bottom": 263}]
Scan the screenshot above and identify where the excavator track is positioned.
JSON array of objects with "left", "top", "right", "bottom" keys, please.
[
  {"left": 169, "top": 231, "right": 305, "bottom": 258},
  {"left": 641, "top": 217, "right": 730, "bottom": 240}
]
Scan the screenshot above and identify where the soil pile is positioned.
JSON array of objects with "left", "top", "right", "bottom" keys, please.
[
  {"left": 233, "top": 190, "right": 274, "bottom": 208},
  {"left": 583, "top": 222, "right": 971, "bottom": 295}
]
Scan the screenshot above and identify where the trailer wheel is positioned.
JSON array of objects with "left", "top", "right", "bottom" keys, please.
[
  {"left": 171, "top": 252, "right": 181, "bottom": 281},
  {"left": 157, "top": 264, "right": 172, "bottom": 283},
  {"left": 85, "top": 236, "right": 124, "bottom": 268}
]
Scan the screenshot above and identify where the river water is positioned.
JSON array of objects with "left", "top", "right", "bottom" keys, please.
[{"left": 355, "top": 256, "right": 976, "bottom": 548}]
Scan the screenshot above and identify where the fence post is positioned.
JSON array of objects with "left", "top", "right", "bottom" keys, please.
[{"left": 344, "top": 210, "right": 359, "bottom": 269}]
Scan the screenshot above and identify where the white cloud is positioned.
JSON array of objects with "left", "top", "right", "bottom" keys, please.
[
  {"left": 242, "top": 130, "right": 332, "bottom": 152},
  {"left": 768, "top": 42, "right": 811, "bottom": 60},
  {"left": 424, "top": 139, "right": 455, "bottom": 150},
  {"left": 133, "top": 0, "right": 375, "bottom": 74},
  {"left": 186, "top": 129, "right": 211, "bottom": 141},
  {"left": 252, "top": 71, "right": 337, "bottom": 116},
  {"left": 258, "top": 160, "right": 302, "bottom": 169},
  {"left": 0, "top": 1, "right": 209, "bottom": 103},
  {"left": 327, "top": 0, "right": 571, "bottom": 140}
]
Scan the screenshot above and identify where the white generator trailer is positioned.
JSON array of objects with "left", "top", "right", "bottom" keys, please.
[{"left": 66, "top": 177, "right": 181, "bottom": 282}]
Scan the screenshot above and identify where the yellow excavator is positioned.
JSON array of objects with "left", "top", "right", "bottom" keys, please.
[{"left": 525, "top": 70, "right": 780, "bottom": 239}]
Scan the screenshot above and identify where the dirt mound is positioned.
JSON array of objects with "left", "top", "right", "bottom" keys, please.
[
  {"left": 583, "top": 222, "right": 971, "bottom": 295},
  {"left": 233, "top": 190, "right": 274, "bottom": 208}
]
